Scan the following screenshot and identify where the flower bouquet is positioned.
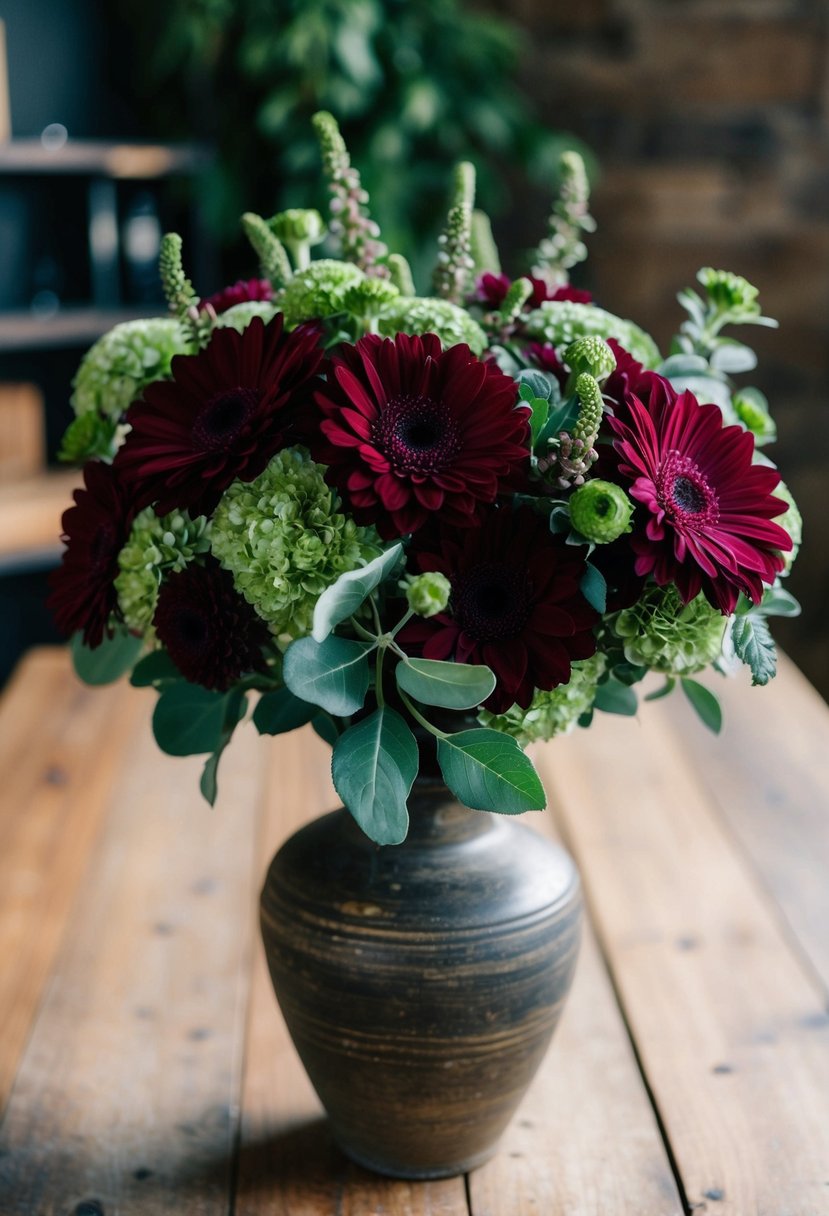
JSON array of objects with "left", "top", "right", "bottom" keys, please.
[{"left": 48, "top": 111, "right": 802, "bottom": 1178}]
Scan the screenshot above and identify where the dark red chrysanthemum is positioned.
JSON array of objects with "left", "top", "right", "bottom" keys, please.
[
  {"left": 398, "top": 506, "right": 598, "bottom": 712},
  {"left": 48, "top": 461, "right": 136, "bottom": 647},
  {"left": 473, "top": 274, "right": 592, "bottom": 311},
  {"left": 153, "top": 557, "right": 270, "bottom": 690},
  {"left": 310, "top": 332, "right": 530, "bottom": 539},
  {"left": 607, "top": 387, "right": 791, "bottom": 613},
  {"left": 200, "top": 278, "right": 273, "bottom": 316},
  {"left": 115, "top": 315, "right": 324, "bottom": 517},
  {"left": 526, "top": 278, "right": 593, "bottom": 308}
]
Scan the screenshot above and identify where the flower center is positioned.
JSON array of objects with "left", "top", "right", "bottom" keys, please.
[
  {"left": 174, "top": 608, "right": 209, "bottom": 649},
  {"left": 657, "top": 451, "right": 719, "bottom": 527},
  {"left": 453, "top": 563, "right": 531, "bottom": 642},
  {"left": 192, "top": 387, "right": 262, "bottom": 452},
  {"left": 373, "top": 394, "right": 461, "bottom": 475}
]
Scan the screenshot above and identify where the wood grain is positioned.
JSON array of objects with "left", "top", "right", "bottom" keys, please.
[
  {"left": 540, "top": 698, "right": 829, "bottom": 1215},
  {"left": 0, "top": 649, "right": 141, "bottom": 1113},
  {"left": 0, "top": 383, "right": 44, "bottom": 480},
  {"left": 666, "top": 655, "right": 829, "bottom": 992},
  {"left": 0, "top": 469, "right": 78, "bottom": 561},
  {"left": 236, "top": 727, "right": 470, "bottom": 1215},
  {"left": 0, "top": 674, "right": 267, "bottom": 1215}
]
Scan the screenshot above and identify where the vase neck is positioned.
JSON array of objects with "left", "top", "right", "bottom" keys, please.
[{"left": 403, "top": 776, "right": 495, "bottom": 846}]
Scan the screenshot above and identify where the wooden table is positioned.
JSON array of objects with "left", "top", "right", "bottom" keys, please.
[{"left": 1, "top": 647, "right": 828, "bottom": 1215}]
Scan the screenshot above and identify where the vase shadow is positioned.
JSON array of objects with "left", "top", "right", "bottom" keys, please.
[{"left": 233, "top": 1116, "right": 352, "bottom": 1199}]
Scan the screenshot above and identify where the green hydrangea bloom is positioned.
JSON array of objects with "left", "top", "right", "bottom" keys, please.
[
  {"left": 525, "top": 301, "right": 660, "bottom": 368},
  {"left": 773, "top": 480, "right": 802, "bottom": 574},
  {"left": 114, "top": 507, "right": 211, "bottom": 634},
  {"left": 280, "top": 259, "right": 366, "bottom": 326},
  {"left": 211, "top": 448, "right": 382, "bottom": 639},
  {"left": 58, "top": 412, "right": 128, "bottom": 464},
  {"left": 609, "top": 585, "right": 725, "bottom": 676},
  {"left": 405, "top": 572, "right": 451, "bottom": 618},
  {"left": 379, "top": 297, "right": 487, "bottom": 355},
  {"left": 214, "top": 301, "right": 277, "bottom": 332},
  {"left": 71, "top": 318, "right": 189, "bottom": 420},
  {"left": 479, "top": 654, "right": 606, "bottom": 745}
]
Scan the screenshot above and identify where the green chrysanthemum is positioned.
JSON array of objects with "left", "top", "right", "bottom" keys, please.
[
  {"left": 210, "top": 448, "right": 382, "bottom": 639},
  {"left": 609, "top": 585, "right": 725, "bottom": 676},
  {"left": 378, "top": 296, "right": 487, "bottom": 355},
  {"left": 71, "top": 318, "right": 189, "bottom": 420},
  {"left": 280, "top": 259, "right": 366, "bottom": 326},
  {"left": 214, "top": 301, "right": 278, "bottom": 333},
  {"left": 114, "top": 507, "right": 212, "bottom": 634},
  {"left": 479, "top": 654, "right": 607, "bottom": 745},
  {"left": 525, "top": 301, "right": 660, "bottom": 368}
]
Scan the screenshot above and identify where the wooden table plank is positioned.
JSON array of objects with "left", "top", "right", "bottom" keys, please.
[
  {"left": 666, "top": 655, "right": 829, "bottom": 992},
  {"left": 0, "top": 674, "right": 267, "bottom": 1215},
  {"left": 0, "top": 648, "right": 142, "bottom": 1113},
  {"left": 539, "top": 698, "right": 829, "bottom": 1216}
]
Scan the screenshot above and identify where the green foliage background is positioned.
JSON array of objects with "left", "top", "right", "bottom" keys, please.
[{"left": 114, "top": 0, "right": 586, "bottom": 281}]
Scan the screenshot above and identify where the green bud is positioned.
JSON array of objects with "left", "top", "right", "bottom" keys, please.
[
  {"left": 569, "top": 480, "right": 633, "bottom": 543},
  {"left": 499, "top": 278, "right": 533, "bottom": 324},
  {"left": 340, "top": 278, "right": 400, "bottom": 323},
  {"left": 733, "top": 387, "right": 776, "bottom": 445},
  {"left": 572, "top": 373, "right": 604, "bottom": 446},
  {"left": 405, "top": 572, "right": 452, "bottom": 618},
  {"left": 697, "top": 267, "right": 760, "bottom": 316},
  {"left": 387, "top": 254, "right": 415, "bottom": 297},
  {"left": 564, "top": 336, "right": 616, "bottom": 383},
  {"left": 269, "top": 209, "right": 326, "bottom": 272}
]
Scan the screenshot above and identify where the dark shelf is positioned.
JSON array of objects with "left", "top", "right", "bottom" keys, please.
[
  {"left": 0, "top": 140, "right": 212, "bottom": 178},
  {"left": 0, "top": 307, "right": 165, "bottom": 352}
]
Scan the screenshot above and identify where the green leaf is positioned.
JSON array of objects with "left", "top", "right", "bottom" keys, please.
[
  {"left": 130, "top": 649, "right": 181, "bottom": 688},
  {"left": 283, "top": 635, "right": 374, "bottom": 716},
  {"left": 153, "top": 683, "right": 232, "bottom": 756},
  {"left": 593, "top": 678, "right": 638, "bottom": 716},
  {"left": 644, "top": 677, "right": 676, "bottom": 702},
  {"left": 756, "top": 586, "right": 801, "bottom": 619},
  {"left": 312, "top": 713, "right": 340, "bottom": 747},
  {"left": 580, "top": 562, "right": 607, "bottom": 613},
  {"left": 71, "top": 629, "right": 144, "bottom": 687},
  {"left": 312, "top": 544, "right": 403, "bottom": 642},
  {"left": 527, "top": 396, "right": 549, "bottom": 446},
  {"left": 516, "top": 368, "right": 556, "bottom": 402},
  {"left": 658, "top": 353, "right": 711, "bottom": 378},
  {"left": 540, "top": 396, "right": 579, "bottom": 443},
  {"left": 681, "top": 678, "right": 723, "bottom": 734},
  {"left": 731, "top": 613, "right": 777, "bottom": 686},
  {"left": 332, "top": 707, "right": 418, "bottom": 845},
  {"left": 198, "top": 687, "right": 248, "bottom": 806},
  {"left": 710, "top": 340, "right": 757, "bottom": 375},
  {"left": 200, "top": 752, "right": 222, "bottom": 806},
  {"left": 253, "top": 685, "right": 317, "bottom": 735},
  {"left": 437, "top": 729, "right": 546, "bottom": 815},
  {"left": 396, "top": 658, "right": 496, "bottom": 710}
]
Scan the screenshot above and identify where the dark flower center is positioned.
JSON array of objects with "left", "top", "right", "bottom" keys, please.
[
  {"left": 373, "top": 394, "right": 461, "bottom": 475},
  {"left": 657, "top": 452, "right": 719, "bottom": 527},
  {"left": 192, "top": 387, "right": 263, "bottom": 452},
  {"left": 453, "top": 562, "right": 532, "bottom": 642},
  {"left": 174, "top": 608, "right": 209, "bottom": 649}
]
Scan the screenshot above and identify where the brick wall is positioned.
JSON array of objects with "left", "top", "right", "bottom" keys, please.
[{"left": 486, "top": 0, "right": 829, "bottom": 698}]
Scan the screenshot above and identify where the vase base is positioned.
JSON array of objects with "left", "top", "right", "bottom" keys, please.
[{"left": 337, "top": 1137, "right": 498, "bottom": 1180}]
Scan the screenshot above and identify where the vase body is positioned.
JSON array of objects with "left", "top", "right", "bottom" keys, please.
[{"left": 259, "top": 776, "right": 581, "bottom": 1179}]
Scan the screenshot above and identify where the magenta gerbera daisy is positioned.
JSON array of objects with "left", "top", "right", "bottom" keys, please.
[
  {"left": 48, "top": 461, "right": 136, "bottom": 647},
  {"left": 114, "top": 315, "right": 324, "bottom": 517},
  {"left": 606, "top": 386, "right": 791, "bottom": 613},
  {"left": 398, "top": 506, "right": 598, "bottom": 712},
  {"left": 310, "top": 332, "right": 530, "bottom": 539},
  {"left": 153, "top": 557, "right": 270, "bottom": 691}
]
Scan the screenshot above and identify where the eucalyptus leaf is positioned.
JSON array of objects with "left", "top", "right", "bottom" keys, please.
[
  {"left": 198, "top": 687, "right": 248, "bottom": 806},
  {"left": 71, "top": 629, "right": 144, "bottom": 687},
  {"left": 580, "top": 563, "right": 607, "bottom": 613},
  {"left": 516, "top": 368, "right": 557, "bottom": 402},
  {"left": 312, "top": 544, "right": 403, "bottom": 642},
  {"left": 332, "top": 707, "right": 418, "bottom": 845},
  {"left": 756, "top": 586, "right": 801, "bottom": 619},
  {"left": 283, "top": 635, "right": 374, "bottom": 716},
  {"left": 437, "top": 729, "right": 546, "bottom": 814},
  {"left": 709, "top": 340, "right": 757, "bottom": 375},
  {"left": 593, "top": 678, "right": 638, "bottom": 716},
  {"left": 644, "top": 677, "right": 676, "bottom": 702},
  {"left": 681, "top": 678, "right": 723, "bottom": 734},
  {"left": 312, "top": 713, "right": 340, "bottom": 747},
  {"left": 130, "top": 649, "right": 181, "bottom": 688},
  {"left": 153, "top": 684, "right": 237, "bottom": 757},
  {"left": 253, "top": 686, "right": 317, "bottom": 736},
  {"left": 396, "top": 658, "right": 496, "bottom": 710},
  {"left": 658, "top": 353, "right": 711, "bottom": 378}
]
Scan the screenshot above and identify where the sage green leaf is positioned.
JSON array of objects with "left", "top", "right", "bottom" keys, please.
[
  {"left": 200, "top": 751, "right": 221, "bottom": 806},
  {"left": 395, "top": 658, "right": 495, "bottom": 710},
  {"left": 730, "top": 613, "right": 777, "bottom": 686},
  {"left": 153, "top": 683, "right": 231, "bottom": 756},
  {"left": 332, "top": 707, "right": 418, "bottom": 845},
  {"left": 283, "top": 635, "right": 374, "bottom": 716},
  {"left": 681, "top": 678, "right": 723, "bottom": 734},
  {"left": 130, "top": 649, "right": 180, "bottom": 688},
  {"left": 593, "top": 678, "right": 638, "bottom": 716},
  {"left": 71, "top": 629, "right": 144, "bottom": 687},
  {"left": 253, "top": 686, "right": 317, "bottom": 736},
  {"left": 579, "top": 563, "right": 606, "bottom": 613},
  {"left": 312, "top": 713, "right": 340, "bottom": 747},
  {"left": 756, "top": 586, "right": 801, "bottom": 619},
  {"left": 312, "top": 543, "right": 403, "bottom": 642},
  {"left": 644, "top": 677, "right": 676, "bottom": 702},
  {"left": 437, "top": 729, "right": 546, "bottom": 814},
  {"left": 198, "top": 688, "right": 248, "bottom": 805}
]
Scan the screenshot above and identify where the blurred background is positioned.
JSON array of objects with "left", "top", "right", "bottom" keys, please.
[{"left": 0, "top": 0, "right": 826, "bottom": 697}]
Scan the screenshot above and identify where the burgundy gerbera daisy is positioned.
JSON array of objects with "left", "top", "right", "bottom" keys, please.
[
  {"left": 398, "top": 506, "right": 598, "bottom": 712},
  {"left": 603, "top": 341, "right": 673, "bottom": 416},
  {"left": 48, "top": 461, "right": 136, "bottom": 648},
  {"left": 310, "top": 333, "right": 529, "bottom": 539},
  {"left": 606, "top": 387, "right": 791, "bottom": 614},
  {"left": 200, "top": 278, "right": 273, "bottom": 315},
  {"left": 114, "top": 315, "right": 324, "bottom": 517},
  {"left": 526, "top": 278, "right": 593, "bottom": 308},
  {"left": 153, "top": 557, "right": 270, "bottom": 691}
]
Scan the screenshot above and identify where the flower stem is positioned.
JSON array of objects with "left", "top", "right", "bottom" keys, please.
[{"left": 398, "top": 689, "right": 447, "bottom": 739}]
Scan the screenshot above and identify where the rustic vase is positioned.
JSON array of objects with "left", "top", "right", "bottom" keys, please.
[{"left": 259, "top": 774, "right": 581, "bottom": 1179}]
